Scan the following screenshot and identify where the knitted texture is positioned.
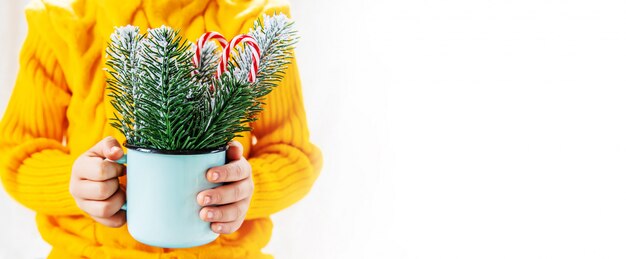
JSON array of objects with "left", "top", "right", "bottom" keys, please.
[{"left": 0, "top": 0, "right": 322, "bottom": 258}]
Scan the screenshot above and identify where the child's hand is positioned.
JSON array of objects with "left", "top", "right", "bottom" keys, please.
[
  {"left": 70, "top": 137, "right": 126, "bottom": 227},
  {"left": 197, "top": 141, "right": 254, "bottom": 234}
]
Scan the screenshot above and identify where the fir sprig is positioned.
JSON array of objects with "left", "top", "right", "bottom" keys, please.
[
  {"left": 134, "top": 26, "right": 201, "bottom": 150},
  {"left": 232, "top": 13, "right": 298, "bottom": 119},
  {"left": 105, "top": 14, "right": 296, "bottom": 151},
  {"left": 105, "top": 25, "right": 143, "bottom": 145}
]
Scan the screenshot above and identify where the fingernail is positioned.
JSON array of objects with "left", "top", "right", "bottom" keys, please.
[
  {"left": 211, "top": 172, "right": 219, "bottom": 181},
  {"left": 216, "top": 225, "right": 223, "bottom": 232},
  {"left": 206, "top": 211, "right": 214, "bottom": 220},
  {"left": 203, "top": 196, "right": 211, "bottom": 205},
  {"left": 110, "top": 146, "right": 120, "bottom": 154}
]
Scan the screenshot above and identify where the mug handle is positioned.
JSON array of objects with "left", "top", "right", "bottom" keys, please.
[
  {"left": 115, "top": 154, "right": 127, "bottom": 165},
  {"left": 115, "top": 154, "right": 128, "bottom": 211}
]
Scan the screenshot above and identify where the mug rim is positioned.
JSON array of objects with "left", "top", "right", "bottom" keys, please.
[{"left": 124, "top": 143, "right": 227, "bottom": 155}]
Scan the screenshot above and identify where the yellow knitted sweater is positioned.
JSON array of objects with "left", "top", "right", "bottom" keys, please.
[{"left": 0, "top": 0, "right": 322, "bottom": 258}]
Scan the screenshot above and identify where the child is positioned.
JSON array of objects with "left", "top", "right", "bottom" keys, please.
[{"left": 0, "top": 0, "right": 322, "bottom": 258}]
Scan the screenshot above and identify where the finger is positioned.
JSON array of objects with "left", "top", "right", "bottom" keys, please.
[
  {"left": 211, "top": 214, "right": 246, "bottom": 234},
  {"left": 207, "top": 158, "right": 251, "bottom": 183},
  {"left": 197, "top": 178, "right": 254, "bottom": 205},
  {"left": 76, "top": 188, "right": 125, "bottom": 218},
  {"left": 92, "top": 210, "right": 127, "bottom": 228},
  {"left": 70, "top": 178, "right": 119, "bottom": 201},
  {"left": 87, "top": 136, "right": 124, "bottom": 160},
  {"left": 80, "top": 158, "right": 125, "bottom": 181},
  {"left": 200, "top": 198, "right": 250, "bottom": 223},
  {"left": 226, "top": 141, "right": 244, "bottom": 160}
]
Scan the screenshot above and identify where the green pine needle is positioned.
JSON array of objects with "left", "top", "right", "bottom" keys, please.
[{"left": 105, "top": 14, "right": 296, "bottom": 151}]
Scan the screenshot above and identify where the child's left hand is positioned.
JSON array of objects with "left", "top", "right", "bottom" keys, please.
[{"left": 196, "top": 141, "right": 253, "bottom": 234}]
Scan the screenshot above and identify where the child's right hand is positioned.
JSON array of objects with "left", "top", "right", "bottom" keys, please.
[{"left": 70, "top": 137, "right": 127, "bottom": 227}]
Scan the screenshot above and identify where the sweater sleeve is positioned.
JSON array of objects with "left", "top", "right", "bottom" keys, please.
[
  {"left": 0, "top": 5, "right": 79, "bottom": 215},
  {"left": 245, "top": 58, "right": 323, "bottom": 219}
]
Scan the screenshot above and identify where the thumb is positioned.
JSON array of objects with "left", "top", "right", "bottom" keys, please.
[{"left": 88, "top": 136, "right": 124, "bottom": 160}]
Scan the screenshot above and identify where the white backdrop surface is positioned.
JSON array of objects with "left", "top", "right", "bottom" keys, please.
[{"left": 2, "top": 0, "right": 626, "bottom": 258}]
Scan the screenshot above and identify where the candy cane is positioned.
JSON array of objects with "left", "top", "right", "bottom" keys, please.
[
  {"left": 193, "top": 32, "right": 228, "bottom": 67},
  {"left": 217, "top": 34, "right": 261, "bottom": 83}
]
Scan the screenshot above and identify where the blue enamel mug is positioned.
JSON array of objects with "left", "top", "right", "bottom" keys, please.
[{"left": 116, "top": 145, "right": 226, "bottom": 248}]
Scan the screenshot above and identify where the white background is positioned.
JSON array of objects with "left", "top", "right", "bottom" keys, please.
[{"left": 2, "top": 0, "right": 626, "bottom": 258}]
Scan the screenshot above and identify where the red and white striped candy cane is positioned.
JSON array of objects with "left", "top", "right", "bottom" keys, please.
[
  {"left": 217, "top": 34, "right": 261, "bottom": 83},
  {"left": 193, "top": 32, "right": 228, "bottom": 67}
]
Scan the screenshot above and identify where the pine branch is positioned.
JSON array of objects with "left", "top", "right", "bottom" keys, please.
[
  {"left": 192, "top": 74, "right": 255, "bottom": 149},
  {"left": 196, "top": 41, "right": 221, "bottom": 89},
  {"left": 232, "top": 13, "right": 298, "bottom": 120},
  {"left": 134, "top": 26, "right": 202, "bottom": 150},
  {"left": 105, "top": 25, "right": 143, "bottom": 144},
  {"left": 190, "top": 41, "right": 221, "bottom": 144}
]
